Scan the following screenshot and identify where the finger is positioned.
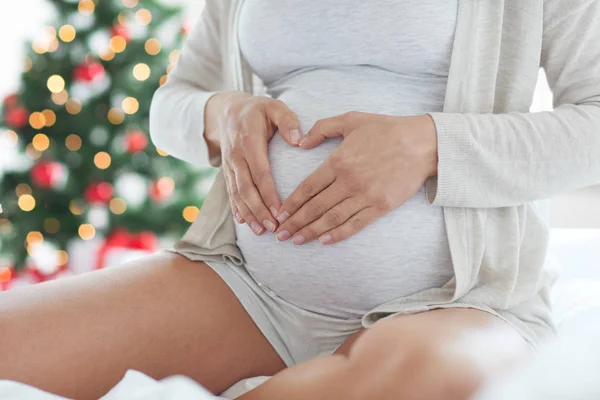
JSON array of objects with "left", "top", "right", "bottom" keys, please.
[
  {"left": 233, "top": 159, "right": 277, "bottom": 234},
  {"left": 243, "top": 136, "right": 282, "bottom": 219},
  {"left": 231, "top": 204, "right": 243, "bottom": 224},
  {"left": 299, "top": 112, "right": 361, "bottom": 149},
  {"left": 276, "top": 182, "right": 348, "bottom": 242},
  {"left": 290, "top": 197, "right": 365, "bottom": 245},
  {"left": 266, "top": 99, "right": 303, "bottom": 146},
  {"left": 276, "top": 161, "right": 337, "bottom": 225},
  {"left": 319, "top": 207, "right": 381, "bottom": 245},
  {"left": 225, "top": 165, "right": 251, "bottom": 225}
]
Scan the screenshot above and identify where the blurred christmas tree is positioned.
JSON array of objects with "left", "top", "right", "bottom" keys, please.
[{"left": 0, "top": 0, "right": 212, "bottom": 277}]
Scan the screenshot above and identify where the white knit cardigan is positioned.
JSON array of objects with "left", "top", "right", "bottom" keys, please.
[{"left": 150, "top": 0, "right": 600, "bottom": 347}]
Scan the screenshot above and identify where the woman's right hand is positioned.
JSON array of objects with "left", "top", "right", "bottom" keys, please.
[{"left": 205, "top": 92, "right": 303, "bottom": 235}]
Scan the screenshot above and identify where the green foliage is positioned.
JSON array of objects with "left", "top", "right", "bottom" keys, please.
[{"left": 0, "top": 0, "right": 212, "bottom": 268}]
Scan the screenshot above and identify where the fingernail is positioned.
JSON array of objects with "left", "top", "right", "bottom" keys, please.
[
  {"left": 276, "top": 211, "right": 290, "bottom": 224},
  {"left": 235, "top": 212, "right": 244, "bottom": 224},
  {"left": 319, "top": 234, "right": 332, "bottom": 245},
  {"left": 277, "top": 230, "right": 290, "bottom": 241},
  {"left": 270, "top": 206, "right": 279, "bottom": 218},
  {"left": 298, "top": 137, "right": 306, "bottom": 146},
  {"left": 289, "top": 129, "right": 302, "bottom": 145},
  {"left": 292, "top": 235, "right": 305, "bottom": 245},
  {"left": 251, "top": 221, "right": 264, "bottom": 235},
  {"left": 263, "top": 220, "right": 276, "bottom": 232}
]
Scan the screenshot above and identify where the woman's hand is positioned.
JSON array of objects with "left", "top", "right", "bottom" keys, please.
[
  {"left": 274, "top": 112, "right": 438, "bottom": 245},
  {"left": 205, "top": 92, "right": 303, "bottom": 235}
]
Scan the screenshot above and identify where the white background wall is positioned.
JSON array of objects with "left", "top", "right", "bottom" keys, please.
[{"left": 2, "top": 1, "right": 598, "bottom": 228}]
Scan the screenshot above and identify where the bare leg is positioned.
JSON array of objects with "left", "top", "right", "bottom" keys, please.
[
  {"left": 239, "top": 308, "right": 531, "bottom": 400},
  {"left": 0, "top": 252, "right": 286, "bottom": 399}
]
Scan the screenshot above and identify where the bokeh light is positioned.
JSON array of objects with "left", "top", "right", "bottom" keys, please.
[
  {"left": 169, "top": 50, "right": 181, "bottom": 65},
  {"left": 26, "top": 231, "right": 44, "bottom": 245},
  {"left": 183, "top": 206, "right": 200, "bottom": 222},
  {"left": 42, "top": 109, "right": 57, "bottom": 126},
  {"left": 59, "top": 25, "right": 77, "bottom": 42},
  {"left": 110, "top": 36, "right": 127, "bottom": 53},
  {"left": 135, "top": 9, "right": 152, "bottom": 25},
  {"left": 32, "top": 133, "right": 50, "bottom": 152},
  {"left": 69, "top": 200, "right": 85, "bottom": 215},
  {"left": 47, "top": 75, "right": 65, "bottom": 93},
  {"left": 66, "top": 99, "right": 82, "bottom": 114},
  {"left": 18, "top": 195, "right": 36, "bottom": 211},
  {"left": 58, "top": 250, "right": 69, "bottom": 266},
  {"left": 159, "top": 74, "right": 168, "bottom": 86},
  {"left": 47, "top": 37, "right": 60, "bottom": 53},
  {"left": 29, "top": 112, "right": 47, "bottom": 129},
  {"left": 109, "top": 198, "right": 127, "bottom": 214},
  {"left": 0, "top": 268, "right": 11, "bottom": 284},
  {"left": 94, "top": 151, "right": 112, "bottom": 169},
  {"left": 122, "top": 97, "right": 139, "bottom": 114},
  {"left": 117, "top": 12, "right": 128, "bottom": 26},
  {"left": 100, "top": 50, "right": 116, "bottom": 61},
  {"left": 52, "top": 90, "right": 69, "bottom": 105},
  {"left": 145, "top": 38, "right": 161, "bottom": 55},
  {"left": 78, "top": 0, "right": 95, "bottom": 16},
  {"left": 15, "top": 183, "right": 32, "bottom": 196},
  {"left": 78, "top": 224, "right": 96, "bottom": 240},
  {"left": 107, "top": 108, "right": 125, "bottom": 124},
  {"left": 133, "top": 63, "right": 151, "bottom": 81},
  {"left": 4, "top": 130, "right": 19, "bottom": 146},
  {"left": 66, "top": 134, "right": 83, "bottom": 151}
]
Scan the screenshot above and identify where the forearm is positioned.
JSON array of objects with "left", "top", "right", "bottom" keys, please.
[
  {"left": 426, "top": 104, "right": 600, "bottom": 208},
  {"left": 203, "top": 92, "right": 226, "bottom": 166}
]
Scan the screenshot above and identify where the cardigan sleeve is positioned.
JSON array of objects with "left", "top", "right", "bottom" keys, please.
[
  {"left": 425, "top": 0, "right": 600, "bottom": 208},
  {"left": 149, "top": 1, "right": 223, "bottom": 167}
]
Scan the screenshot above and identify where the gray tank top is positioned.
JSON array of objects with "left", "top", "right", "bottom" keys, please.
[{"left": 236, "top": 0, "right": 459, "bottom": 319}]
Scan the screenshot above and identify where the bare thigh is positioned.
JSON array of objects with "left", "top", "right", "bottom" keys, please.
[
  {"left": 239, "top": 308, "right": 530, "bottom": 400},
  {"left": 0, "top": 252, "right": 286, "bottom": 399}
]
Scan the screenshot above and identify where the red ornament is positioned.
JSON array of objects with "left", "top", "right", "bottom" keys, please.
[
  {"left": 124, "top": 130, "right": 148, "bottom": 153},
  {"left": 96, "top": 229, "right": 158, "bottom": 269},
  {"left": 0, "top": 266, "right": 12, "bottom": 292},
  {"left": 85, "top": 182, "right": 114, "bottom": 204},
  {"left": 5, "top": 106, "right": 29, "bottom": 129},
  {"left": 25, "top": 264, "right": 68, "bottom": 285},
  {"left": 134, "top": 231, "right": 158, "bottom": 251},
  {"left": 30, "top": 161, "right": 65, "bottom": 189},
  {"left": 110, "top": 24, "right": 131, "bottom": 42},
  {"left": 3, "top": 93, "right": 20, "bottom": 108},
  {"left": 73, "top": 62, "right": 105, "bottom": 82},
  {"left": 149, "top": 178, "right": 174, "bottom": 202}
]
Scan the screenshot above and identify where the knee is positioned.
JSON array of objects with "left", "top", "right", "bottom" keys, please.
[{"left": 345, "top": 318, "right": 483, "bottom": 400}]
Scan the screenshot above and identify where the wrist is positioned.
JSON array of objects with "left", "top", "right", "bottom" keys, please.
[
  {"left": 420, "top": 114, "right": 439, "bottom": 177},
  {"left": 204, "top": 91, "right": 250, "bottom": 160}
]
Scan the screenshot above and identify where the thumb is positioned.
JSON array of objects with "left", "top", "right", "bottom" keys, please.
[
  {"left": 265, "top": 100, "right": 303, "bottom": 146},
  {"left": 299, "top": 115, "right": 354, "bottom": 149}
]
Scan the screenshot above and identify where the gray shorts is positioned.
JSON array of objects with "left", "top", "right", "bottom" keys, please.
[{"left": 205, "top": 260, "right": 364, "bottom": 367}]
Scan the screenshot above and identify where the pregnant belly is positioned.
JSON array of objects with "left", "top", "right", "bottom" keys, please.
[
  {"left": 235, "top": 133, "right": 454, "bottom": 319},
  {"left": 236, "top": 70, "right": 453, "bottom": 318}
]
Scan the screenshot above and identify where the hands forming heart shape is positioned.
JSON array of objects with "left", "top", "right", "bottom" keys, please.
[{"left": 205, "top": 92, "right": 438, "bottom": 246}]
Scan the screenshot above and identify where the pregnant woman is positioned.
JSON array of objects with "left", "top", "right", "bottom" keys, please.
[{"left": 2, "top": 0, "right": 600, "bottom": 399}]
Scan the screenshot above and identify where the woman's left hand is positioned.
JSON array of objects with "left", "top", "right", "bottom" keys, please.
[{"left": 274, "top": 112, "right": 439, "bottom": 245}]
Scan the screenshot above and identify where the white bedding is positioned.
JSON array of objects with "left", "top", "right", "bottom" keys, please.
[{"left": 1, "top": 229, "right": 599, "bottom": 400}]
